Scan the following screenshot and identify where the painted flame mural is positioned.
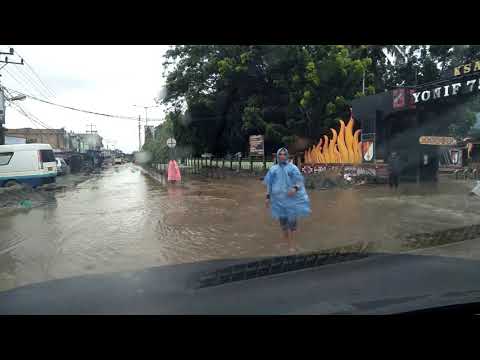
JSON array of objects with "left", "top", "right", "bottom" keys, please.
[{"left": 304, "top": 116, "right": 362, "bottom": 164}]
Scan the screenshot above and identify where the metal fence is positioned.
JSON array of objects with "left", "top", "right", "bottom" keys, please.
[{"left": 152, "top": 157, "right": 274, "bottom": 175}]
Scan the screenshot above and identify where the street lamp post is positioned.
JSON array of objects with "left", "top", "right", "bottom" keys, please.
[
  {"left": 133, "top": 104, "right": 159, "bottom": 127},
  {"left": 133, "top": 104, "right": 159, "bottom": 146}
]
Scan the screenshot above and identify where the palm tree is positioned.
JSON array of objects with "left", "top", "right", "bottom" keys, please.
[{"left": 367, "top": 45, "right": 406, "bottom": 91}]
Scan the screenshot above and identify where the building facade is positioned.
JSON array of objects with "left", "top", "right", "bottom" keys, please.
[
  {"left": 67, "top": 132, "right": 103, "bottom": 153},
  {"left": 5, "top": 128, "right": 68, "bottom": 149}
]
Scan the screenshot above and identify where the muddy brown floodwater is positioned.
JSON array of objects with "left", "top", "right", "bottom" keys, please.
[{"left": 1, "top": 163, "right": 480, "bottom": 292}]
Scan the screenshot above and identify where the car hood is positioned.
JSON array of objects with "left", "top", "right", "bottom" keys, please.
[{"left": 2, "top": 239, "right": 480, "bottom": 314}]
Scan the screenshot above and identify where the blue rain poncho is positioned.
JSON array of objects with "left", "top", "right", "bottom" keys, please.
[{"left": 264, "top": 148, "right": 311, "bottom": 220}]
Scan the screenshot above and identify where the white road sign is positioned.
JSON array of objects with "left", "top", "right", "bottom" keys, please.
[{"left": 166, "top": 138, "right": 176, "bottom": 148}]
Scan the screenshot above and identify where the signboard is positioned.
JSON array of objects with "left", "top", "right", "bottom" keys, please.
[
  {"left": 166, "top": 137, "right": 176, "bottom": 148},
  {"left": 393, "top": 88, "right": 406, "bottom": 109},
  {"left": 300, "top": 164, "right": 383, "bottom": 178},
  {"left": 440, "top": 59, "right": 480, "bottom": 79},
  {"left": 411, "top": 75, "right": 480, "bottom": 105},
  {"left": 361, "top": 133, "right": 375, "bottom": 163},
  {"left": 393, "top": 88, "right": 416, "bottom": 110},
  {"left": 249, "top": 135, "right": 264, "bottom": 156},
  {"left": 419, "top": 136, "right": 457, "bottom": 146},
  {"left": 453, "top": 60, "right": 480, "bottom": 76},
  {"left": 451, "top": 149, "right": 462, "bottom": 165},
  {"left": 0, "top": 89, "right": 5, "bottom": 124}
]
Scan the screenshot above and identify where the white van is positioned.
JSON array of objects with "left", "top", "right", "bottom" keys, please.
[{"left": 0, "top": 144, "right": 57, "bottom": 187}]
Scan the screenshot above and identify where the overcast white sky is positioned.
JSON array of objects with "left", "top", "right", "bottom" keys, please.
[{"left": 0, "top": 45, "right": 171, "bottom": 153}]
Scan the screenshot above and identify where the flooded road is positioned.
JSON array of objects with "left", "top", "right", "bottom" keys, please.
[{"left": 1, "top": 163, "right": 480, "bottom": 291}]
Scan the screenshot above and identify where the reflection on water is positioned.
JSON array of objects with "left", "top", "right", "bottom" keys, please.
[{"left": 1, "top": 163, "right": 480, "bottom": 291}]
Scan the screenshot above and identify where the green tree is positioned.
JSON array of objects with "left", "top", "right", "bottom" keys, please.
[
  {"left": 159, "top": 45, "right": 480, "bottom": 155},
  {"left": 161, "top": 45, "right": 374, "bottom": 155}
]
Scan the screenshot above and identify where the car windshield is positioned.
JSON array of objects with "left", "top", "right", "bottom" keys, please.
[{"left": 1, "top": 45, "right": 480, "bottom": 314}]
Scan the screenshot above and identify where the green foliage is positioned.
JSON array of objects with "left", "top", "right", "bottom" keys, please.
[{"left": 159, "top": 45, "right": 480, "bottom": 155}]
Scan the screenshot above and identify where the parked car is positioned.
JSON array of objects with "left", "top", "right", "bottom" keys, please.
[
  {"left": 0, "top": 144, "right": 57, "bottom": 187},
  {"left": 114, "top": 157, "right": 122, "bottom": 165},
  {"left": 56, "top": 158, "right": 68, "bottom": 176}
]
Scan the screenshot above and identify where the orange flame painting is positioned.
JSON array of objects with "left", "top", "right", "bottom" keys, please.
[{"left": 304, "top": 116, "right": 362, "bottom": 164}]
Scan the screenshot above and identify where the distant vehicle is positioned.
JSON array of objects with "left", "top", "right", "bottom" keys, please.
[
  {"left": 0, "top": 144, "right": 57, "bottom": 187},
  {"left": 114, "top": 158, "right": 122, "bottom": 165},
  {"left": 55, "top": 158, "right": 68, "bottom": 176}
]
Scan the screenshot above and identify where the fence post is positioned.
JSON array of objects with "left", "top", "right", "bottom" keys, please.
[
  {"left": 222, "top": 158, "right": 225, "bottom": 168},
  {"left": 239, "top": 157, "right": 242, "bottom": 171},
  {"left": 216, "top": 158, "right": 219, "bottom": 168},
  {"left": 230, "top": 157, "right": 233, "bottom": 170},
  {"left": 263, "top": 155, "right": 266, "bottom": 170},
  {"left": 250, "top": 156, "right": 253, "bottom": 172},
  {"left": 210, "top": 157, "right": 213, "bottom": 167}
]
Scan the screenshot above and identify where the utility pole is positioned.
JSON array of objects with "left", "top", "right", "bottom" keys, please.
[
  {"left": 0, "top": 47, "right": 24, "bottom": 145},
  {"left": 133, "top": 104, "right": 158, "bottom": 129},
  {"left": 133, "top": 104, "right": 158, "bottom": 151},
  {"left": 138, "top": 115, "right": 141, "bottom": 151},
  {"left": 86, "top": 123, "right": 97, "bottom": 134},
  {"left": 0, "top": 87, "right": 4, "bottom": 145}
]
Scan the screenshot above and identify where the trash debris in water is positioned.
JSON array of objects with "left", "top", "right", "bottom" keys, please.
[
  {"left": 470, "top": 181, "right": 480, "bottom": 197},
  {"left": 19, "top": 199, "right": 32, "bottom": 208}
]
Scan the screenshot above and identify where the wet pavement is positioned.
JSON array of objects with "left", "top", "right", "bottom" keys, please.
[{"left": 1, "top": 163, "right": 480, "bottom": 292}]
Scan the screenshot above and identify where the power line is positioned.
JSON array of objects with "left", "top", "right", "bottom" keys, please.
[
  {"left": 0, "top": 47, "right": 25, "bottom": 145},
  {"left": 22, "top": 106, "right": 53, "bottom": 129},
  {"left": 3, "top": 85, "right": 166, "bottom": 124},
  {"left": 15, "top": 65, "right": 53, "bottom": 100},
  {"left": 9, "top": 102, "right": 49, "bottom": 129},
  {"left": 8, "top": 66, "right": 50, "bottom": 100},
  {"left": 86, "top": 123, "right": 97, "bottom": 134},
  {"left": 4, "top": 87, "right": 53, "bottom": 129},
  {"left": 13, "top": 49, "right": 57, "bottom": 98},
  {"left": 2, "top": 46, "right": 55, "bottom": 99},
  {"left": 18, "top": 106, "right": 52, "bottom": 129},
  {"left": 3, "top": 86, "right": 139, "bottom": 120},
  {"left": 3, "top": 68, "right": 35, "bottom": 97}
]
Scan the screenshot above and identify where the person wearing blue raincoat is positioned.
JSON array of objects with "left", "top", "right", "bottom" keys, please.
[{"left": 264, "top": 148, "right": 311, "bottom": 251}]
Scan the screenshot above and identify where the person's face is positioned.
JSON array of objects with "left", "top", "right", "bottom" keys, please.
[{"left": 278, "top": 151, "right": 287, "bottom": 162}]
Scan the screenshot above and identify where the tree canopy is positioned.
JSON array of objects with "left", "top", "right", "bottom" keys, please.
[{"left": 143, "top": 45, "right": 480, "bottom": 159}]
